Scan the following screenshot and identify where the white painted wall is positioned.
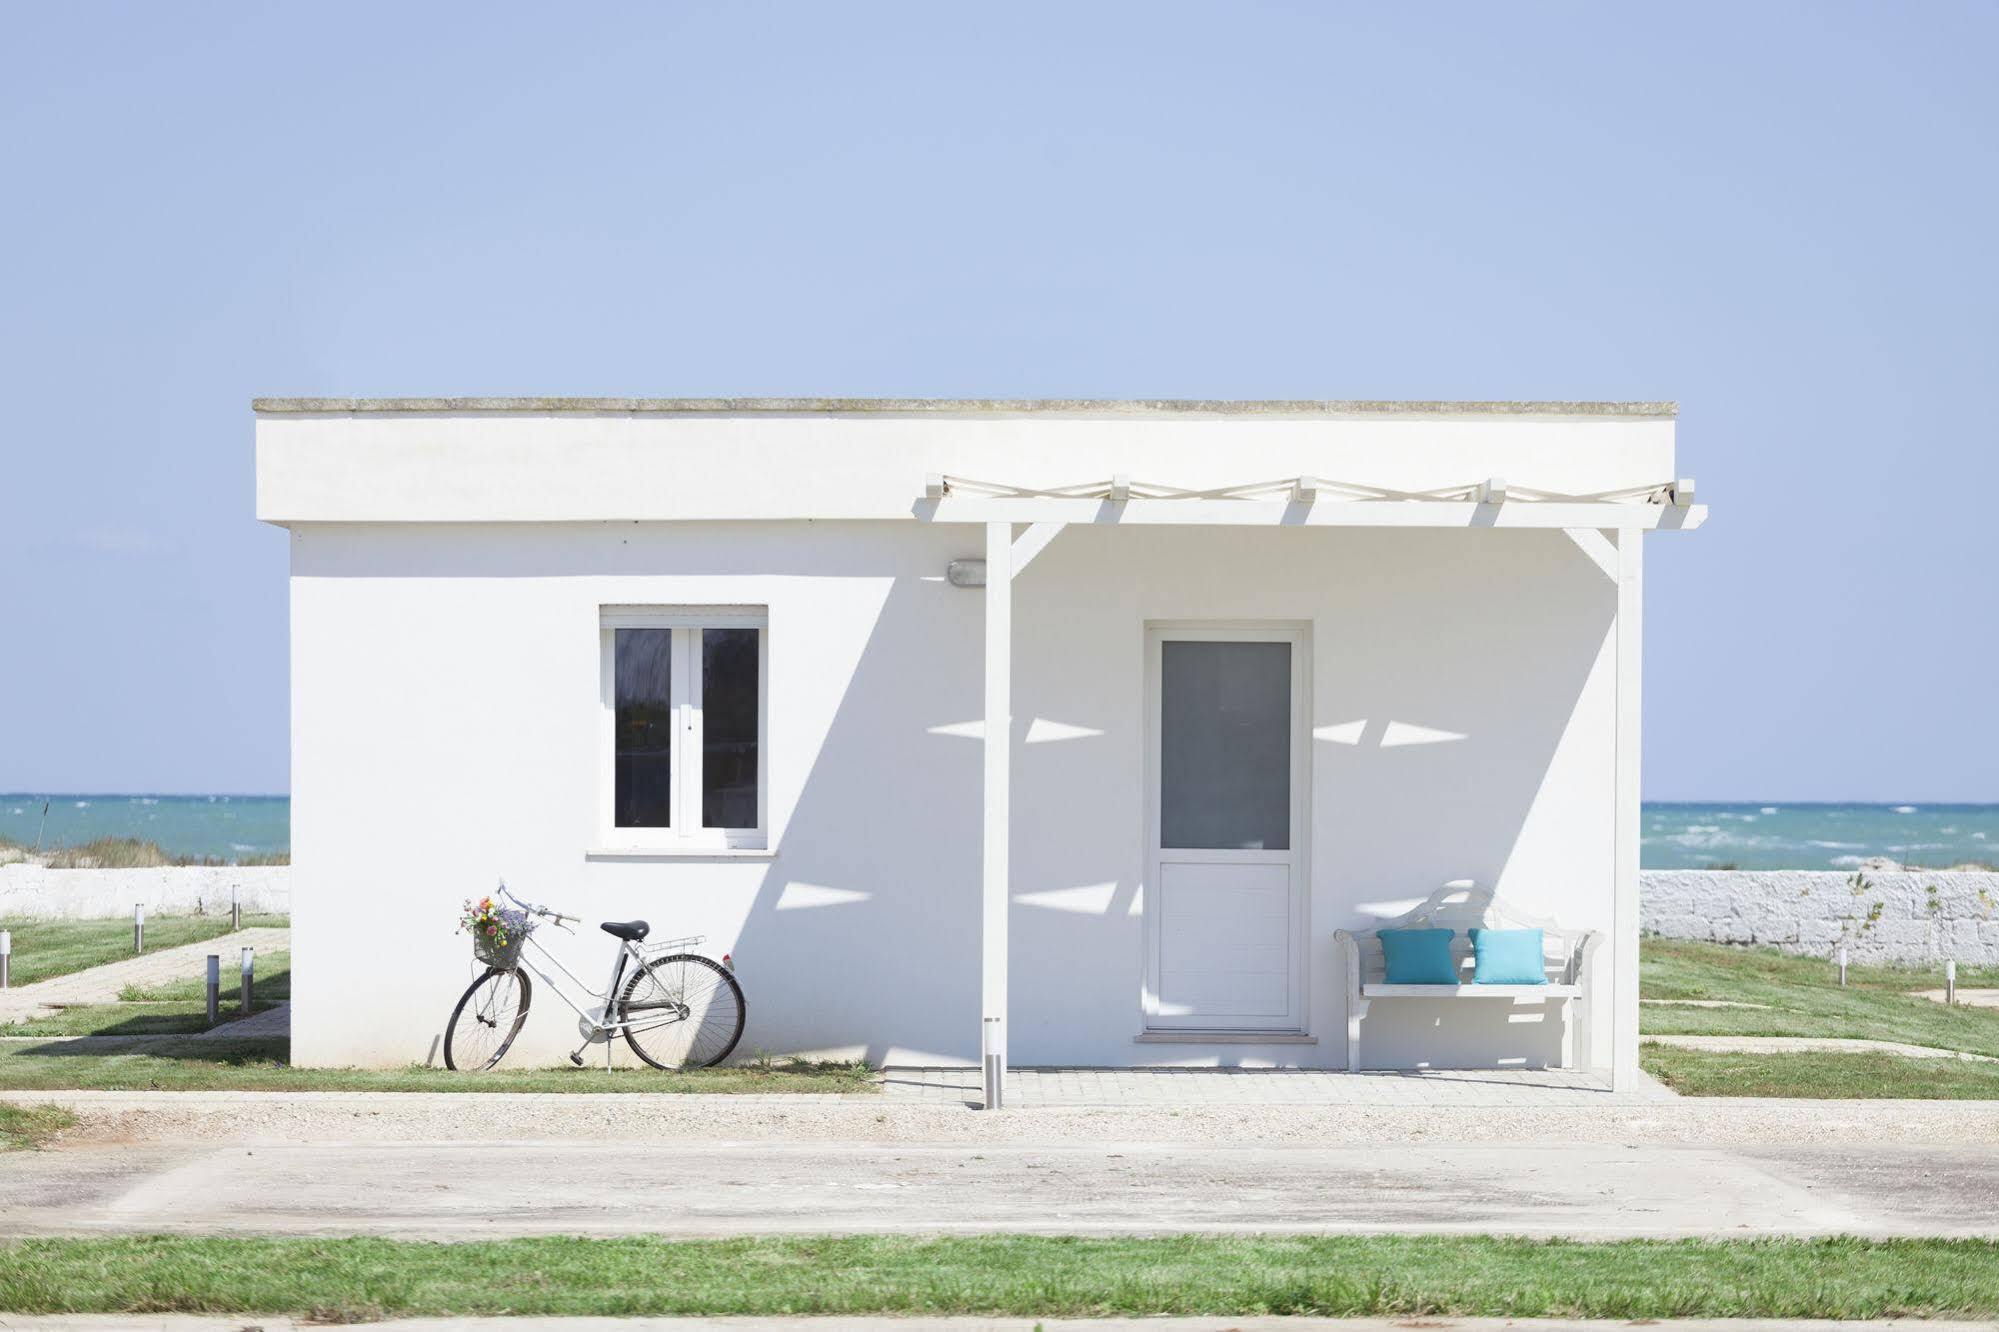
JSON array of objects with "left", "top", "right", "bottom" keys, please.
[
  {"left": 258, "top": 409, "right": 1676, "bottom": 524},
  {"left": 289, "top": 519, "right": 1620, "bottom": 1071},
  {"left": 0, "top": 865, "right": 289, "bottom": 920}
]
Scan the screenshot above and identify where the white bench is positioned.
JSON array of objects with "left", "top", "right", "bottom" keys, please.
[{"left": 1333, "top": 880, "right": 1599, "bottom": 1073}]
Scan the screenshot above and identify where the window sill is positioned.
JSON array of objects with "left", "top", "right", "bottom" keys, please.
[{"left": 585, "top": 846, "right": 776, "bottom": 861}]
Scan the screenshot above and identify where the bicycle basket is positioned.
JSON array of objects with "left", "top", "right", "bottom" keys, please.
[{"left": 473, "top": 931, "right": 525, "bottom": 971}]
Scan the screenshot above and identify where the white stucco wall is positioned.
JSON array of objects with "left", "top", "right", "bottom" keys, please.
[
  {"left": 288, "top": 518, "right": 1620, "bottom": 1071},
  {"left": 1641, "top": 870, "right": 1999, "bottom": 964},
  {"left": 258, "top": 407, "right": 1677, "bottom": 524},
  {"left": 0, "top": 865, "right": 290, "bottom": 920}
]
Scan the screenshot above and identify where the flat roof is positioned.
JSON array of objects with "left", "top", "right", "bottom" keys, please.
[{"left": 253, "top": 397, "right": 1676, "bottom": 418}]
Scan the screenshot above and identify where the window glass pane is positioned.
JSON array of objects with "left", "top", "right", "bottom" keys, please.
[
  {"left": 614, "top": 628, "right": 673, "bottom": 828},
  {"left": 1159, "top": 640, "right": 1290, "bottom": 850},
  {"left": 702, "top": 627, "right": 760, "bottom": 828}
]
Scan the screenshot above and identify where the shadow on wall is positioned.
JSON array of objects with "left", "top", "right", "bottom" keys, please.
[
  {"left": 724, "top": 563, "right": 984, "bottom": 1070},
  {"left": 298, "top": 522, "right": 983, "bottom": 1071},
  {"left": 1321, "top": 529, "right": 1615, "bottom": 1068}
]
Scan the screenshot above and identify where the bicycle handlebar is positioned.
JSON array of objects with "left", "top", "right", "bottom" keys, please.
[{"left": 497, "top": 883, "right": 577, "bottom": 927}]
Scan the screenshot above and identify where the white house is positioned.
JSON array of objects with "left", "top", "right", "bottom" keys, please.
[{"left": 256, "top": 397, "right": 1702, "bottom": 1098}]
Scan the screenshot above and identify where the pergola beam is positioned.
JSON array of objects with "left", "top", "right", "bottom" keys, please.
[{"left": 927, "top": 498, "right": 1706, "bottom": 530}]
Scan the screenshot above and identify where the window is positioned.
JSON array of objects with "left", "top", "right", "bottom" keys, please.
[{"left": 601, "top": 607, "right": 767, "bottom": 850}]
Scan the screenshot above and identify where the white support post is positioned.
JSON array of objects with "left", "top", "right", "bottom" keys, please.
[
  {"left": 1610, "top": 528, "right": 1644, "bottom": 1093},
  {"left": 981, "top": 520, "right": 1011, "bottom": 1110}
]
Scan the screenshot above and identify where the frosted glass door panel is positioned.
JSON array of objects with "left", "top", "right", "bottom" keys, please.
[{"left": 1158, "top": 640, "right": 1291, "bottom": 850}]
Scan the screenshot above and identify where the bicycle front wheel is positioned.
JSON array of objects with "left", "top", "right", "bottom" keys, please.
[
  {"left": 444, "top": 966, "right": 532, "bottom": 1071},
  {"left": 618, "top": 954, "right": 745, "bottom": 1069}
]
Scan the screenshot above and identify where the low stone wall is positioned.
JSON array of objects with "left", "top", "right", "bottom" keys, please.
[
  {"left": 3, "top": 866, "right": 1992, "bottom": 963},
  {"left": 0, "top": 864, "right": 290, "bottom": 920},
  {"left": 1642, "top": 870, "right": 1999, "bottom": 965}
]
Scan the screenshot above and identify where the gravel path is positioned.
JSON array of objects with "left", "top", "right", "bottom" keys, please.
[
  {"left": 195, "top": 999, "right": 290, "bottom": 1040},
  {"left": 1646, "top": 1033, "right": 1999, "bottom": 1062},
  {"left": 0, "top": 927, "right": 290, "bottom": 1025},
  {"left": 3, "top": 1136, "right": 1998, "bottom": 1239},
  {"left": 7, "top": 1312, "right": 1991, "bottom": 1320},
  {"left": 6, "top": 1088, "right": 1999, "bottom": 1147}
]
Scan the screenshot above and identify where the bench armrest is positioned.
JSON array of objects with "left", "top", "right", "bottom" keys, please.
[
  {"left": 1566, "top": 929, "right": 1601, "bottom": 985},
  {"left": 1333, "top": 928, "right": 1365, "bottom": 998}
]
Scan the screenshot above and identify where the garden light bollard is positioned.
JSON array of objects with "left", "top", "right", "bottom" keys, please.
[
  {"left": 240, "top": 947, "right": 253, "bottom": 1015},
  {"left": 1837, "top": 944, "right": 1847, "bottom": 987},
  {"left": 134, "top": 903, "right": 145, "bottom": 954},
  {"left": 231, "top": 888, "right": 240, "bottom": 932},
  {"left": 0, "top": 930, "right": 10, "bottom": 989},
  {"left": 206, "top": 955, "right": 220, "bottom": 1025},
  {"left": 1947, "top": 959, "right": 1957, "bottom": 1006}
]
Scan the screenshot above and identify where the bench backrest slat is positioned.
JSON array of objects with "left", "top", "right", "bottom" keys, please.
[{"left": 1340, "top": 881, "right": 1589, "bottom": 985}]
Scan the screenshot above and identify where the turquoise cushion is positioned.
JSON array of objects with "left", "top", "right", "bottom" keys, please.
[
  {"left": 1469, "top": 927, "right": 1548, "bottom": 984},
  {"left": 1378, "top": 928, "right": 1458, "bottom": 984}
]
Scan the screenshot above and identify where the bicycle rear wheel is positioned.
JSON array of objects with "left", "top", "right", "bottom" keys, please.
[
  {"left": 444, "top": 967, "right": 532, "bottom": 1070},
  {"left": 618, "top": 954, "right": 745, "bottom": 1069}
]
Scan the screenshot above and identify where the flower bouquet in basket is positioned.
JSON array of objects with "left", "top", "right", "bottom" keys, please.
[{"left": 460, "top": 895, "right": 534, "bottom": 970}]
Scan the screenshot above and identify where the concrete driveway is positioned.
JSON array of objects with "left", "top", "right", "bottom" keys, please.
[{"left": 3, "top": 1137, "right": 1997, "bottom": 1240}]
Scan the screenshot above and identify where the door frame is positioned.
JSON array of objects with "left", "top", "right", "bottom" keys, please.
[{"left": 1140, "top": 621, "right": 1312, "bottom": 1033}]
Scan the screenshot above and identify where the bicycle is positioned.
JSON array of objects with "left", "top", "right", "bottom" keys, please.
[{"left": 444, "top": 885, "right": 746, "bottom": 1072}]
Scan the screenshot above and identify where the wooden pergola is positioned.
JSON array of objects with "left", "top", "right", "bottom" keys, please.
[{"left": 921, "top": 472, "right": 1708, "bottom": 1109}]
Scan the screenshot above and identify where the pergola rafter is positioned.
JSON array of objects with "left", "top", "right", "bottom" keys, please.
[
  {"left": 930, "top": 472, "right": 1692, "bottom": 506},
  {"left": 921, "top": 474, "right": 1703, "bottom": 534}
]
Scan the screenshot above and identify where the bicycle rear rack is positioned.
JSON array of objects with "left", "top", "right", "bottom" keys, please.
[{"left": 636, "top": 934, "right": 706, "bottom": 957}]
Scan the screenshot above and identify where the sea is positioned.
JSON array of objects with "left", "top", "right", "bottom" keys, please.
[
  {"left": 3, "top": 794, "right": 1996, "bottom": 871},
  {"left": 0, "top": 795, "right": 290, "bottom": 863}
]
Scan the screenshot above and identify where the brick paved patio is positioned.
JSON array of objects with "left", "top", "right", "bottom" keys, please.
[{"left": 879, "top": 1065, "right": 1675, "bottom": 1106}]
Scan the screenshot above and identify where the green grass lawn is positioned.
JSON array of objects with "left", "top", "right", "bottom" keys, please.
[
  {"left": 0, "top": 999, "right": 284, "bottom": 1038},
  {"left": 0, "top": 1039, "right": 875, "bottom": 1093},
  {"left": 1639, "top": 937, "right": 1999, "bottom": 1097},
  {"left": 0, "top": 915, "right": 287, "bottom": 987},
  {"left": 0, "top": 1104, "right": 73, "bottom": 1151},
  {"left": 1641, "top": 937, "right": 1999, "bottom": 1053},
  {"left": 0, "top": 948, "right": 290, "bottom": 1038},
  {"left": 1642, "top": 1043, "right": 1999, "bottom": 1099},
  {"left": 1, "top": 1235, "right": 1996, "bottom": 1319}
]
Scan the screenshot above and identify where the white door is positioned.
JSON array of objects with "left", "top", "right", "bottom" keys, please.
[{"left": 1143, "top": 625, "right": 1309, "bottom": 1032}]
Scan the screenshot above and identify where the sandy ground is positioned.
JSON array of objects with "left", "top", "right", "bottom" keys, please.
[
  {"left": 4, "top": 1138, "right": 1999, "bottom": 1239},
  {"left": 1919, "top": 987, "right": 1999, "bottom": 1009},
  {"left": 3, "top": 1093, "right": 1999, "bottom": 1240},
  {"left": 1645, "top": 1033, "right": 1999, "bottom": 1062}
]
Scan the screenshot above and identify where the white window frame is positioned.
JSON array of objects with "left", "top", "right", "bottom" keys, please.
[{"left": 599, "top": 606, "right": 768, "bottom": 853}]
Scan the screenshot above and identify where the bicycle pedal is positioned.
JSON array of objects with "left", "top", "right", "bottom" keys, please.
[{"left": 568, "top": 1052, "right": 584, "bottom": 1067}]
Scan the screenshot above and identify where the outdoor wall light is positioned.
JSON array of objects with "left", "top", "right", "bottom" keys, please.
[{"left": 947, "top": 559, "right": 986, "bottom": 587}]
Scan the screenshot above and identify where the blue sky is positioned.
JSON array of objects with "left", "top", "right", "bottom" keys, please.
[{"left": 0, "top": 3, "right": 1993, "bottom": 801}]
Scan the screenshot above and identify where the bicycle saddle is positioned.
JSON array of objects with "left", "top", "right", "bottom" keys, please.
[{"left": 599, "top": 919, "right": 650, "bottom": 942}]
